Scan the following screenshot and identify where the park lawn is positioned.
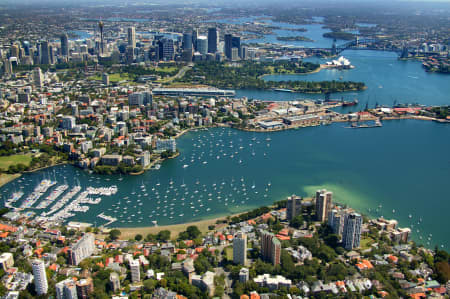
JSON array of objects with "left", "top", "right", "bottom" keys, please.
[
  {"left": 89, "top": 73, "right": 134, "bottom": 82},
  {"left": 0, "top": 154, "right": 32, "bottom": 170},
  {"left": 225, "top": 246, "right": 233, "bottom": 261},
  {"left": 154, "top": 66, "right": 178, "bottom": 73},
  {"left": 360, "top": 237, "right": 375, "bottom": 250}
]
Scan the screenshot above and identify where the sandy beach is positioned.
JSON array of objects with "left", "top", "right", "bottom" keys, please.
[{"left": 117, "top": 213, "right": 240, "bottom": 240}]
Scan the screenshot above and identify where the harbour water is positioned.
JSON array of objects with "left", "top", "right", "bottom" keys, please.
[
  {"left": 1, "top": 16, "right": 449, "bottom": 250},
  {"left": 1, "top": 121, "right": 449, "bottom": 249}
]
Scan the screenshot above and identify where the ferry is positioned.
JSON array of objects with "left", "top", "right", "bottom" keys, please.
[
  {"left": 342, "top": 99, "right": 359, "bottom": 107},
  {"left": 273, "top": 88, "right": 293, "bottom": 92}
]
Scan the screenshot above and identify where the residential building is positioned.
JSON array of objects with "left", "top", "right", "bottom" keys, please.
[
  {"left": 343, "top": 213, "right": 363, "bottom": 250},
  {"left": 233, "top": 232, "right": 247, "bottom": 265},
  {"left": 61, "top": 116, "right": 76, "bottom": 130},
  {"left": 239, "top": 268, "right": 249, "bottom": 283},
  {"left": 0, "top": 253, "right": 14, "bottom": 271},
  {"left": 110, "top": 272, "right": 120, "bottom": 292},
  {"left": 33, "top": 67, "right": 44, "bottom": 87},
  {"left": 32, "top": 259, "right": 48, "bottom": 295},
  {"left": 261, "top": 231, "right": 281, "bottom": 265},
  {"left": 56, "top": 279, "right": 77, "bottom": 299},
  {"left": 286, "top": 195, "right": 302, "bottom": 221},
  {"left": 101, "top": 155, "right": 123, "bottom": 166},
  {"left": 191, "top": 271, "right": 215, "bottom": 297},
  {"left": 130, "top": 259, "right": 140, "bottom": 283},
  {"left": 316, "top": 189, "right": 333, "bottom": 222},
  {"left": 76, "top": 278, "right": 93, "bottom": 299},
  {"left": 155, "top": 138, "right": 176, "bottom": 153},
  {"left": 68, "top": 233, "right": 95, "bottom": 265},
  {"left": 254, "top": 274, "right": 292, "bottom": 290}
]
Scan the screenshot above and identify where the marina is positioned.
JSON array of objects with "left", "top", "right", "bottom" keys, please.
[{"left": 1, "top": 121, "right": 449, "bottom": 249}]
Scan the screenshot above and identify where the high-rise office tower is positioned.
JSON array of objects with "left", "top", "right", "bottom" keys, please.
[
  {"left": 224, "top": 34, "right": 232, "bottom": 59},
  {"left": 192, "top": 29, "right": 198, "bottom": 51},
  {"left": 40, "top": 41, "right": 50, "bottom": 65},
  {"left": 22, "top": 41, "right": 30, "bottom": 56},
  {"left": 32, "top": 259, "right": 48, "bottom": 295},
  {"left": 10, "top": 44, "right": 19, "bottom": 58},
  {"left": 315, "top": 189, "right": 333, "bottom": 222},
  {"left": 61, "top": 34, "right": 69, "bottom": 56},
  {"left": 260, "top": 231, "right": 281, "bottom": 265},
  {"left": 342, "top": 213, "right": 363, "bottom": 250},
  {"left": 286, "top": 195, "right": 303, "bottom": 221},
  {"left": 196, "top": 36, "right": 208, "bottom": 54},
  {"left": 128, "top": 26, "right": 136, "bottom": 48},
  {"left": 232, "top": 36, "right": 241, "bottom": 57},
  {"left": 183, "top": 32, "right": 193, "bottom": 50},
  {"left": 207, "top": 27, "right": 218, "bottom": 53},
  {"left": 157, "top": 38, "right": 174, "bottom": 61},
  {"left": 233, "top": 232, "right": 247, "bottom": 265}
]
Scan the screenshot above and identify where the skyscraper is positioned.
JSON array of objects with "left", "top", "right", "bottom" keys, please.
[
  {"left": 224, "top": 34, "right": 233, "bottom": 60},
  {"left": 232, "top": 36, "right": 241, "bottom": 57},
  {"left": 233, "top": 232, "right": 247, "bottom": 265},
  {"left": 261, "top": 231, "right": 281, "bottom": 265},
  {"left": 157, "top": 38, "right": 174, "bottom": 61},
  {"left": 207, "top": 27, "right": 218, "bottom": 53},
  {"left": 328, "top": 209, "right": 346, "bottom": 236},
  {"left": 40, "top": 41, "right": 50, "bottom": 65},
  {"left": 315, "top": 189, "right": 333, "bottom": 222},
  {"left": 32, "top": 259, "right": 48, "bottom": 295},
  {"left": 61, "top": 34, "right": 69, "bottom": 56},
  {"left": 286, "top": 195, "right": 303, "bottom": 221},
  {"left": 128, "top": 26, "right": 136, "bottom": 48},
  {"left": 192, "top": 29, "right": 198, "bottom": 51},
  {"left": 196, "top": 36, "right": 208, "bottom": 55},
  {"left": 183, "top": 32, "right": 193, "bottom": 50},
  {"left": 342, "top": 213, "right": 363, "bottom": 250},
  {"left": 99, "top": 21, "right": 105, "bottom": 55}
]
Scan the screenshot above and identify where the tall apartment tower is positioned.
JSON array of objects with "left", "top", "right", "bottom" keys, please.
[
  {"left": 130, "top": 260, "right": 140, "bottom": 283},
  {"left": 60, "top": 34, "right": 69, "bottom": 56},
  {"left": 128, "top": 26, "right": 136, "bottom": 48},
  {"left": 342, "top": 213, "right": 363, "bottom": 250},
  {"left": 207, "top": 27, "right": 218, "bottom": 53},
  {"left": 32, "top": 67, "right": 44, "bottom": 88},
  {"left": 260, "top": 231, "right": 281, "bottom": 266},
  {"left": 315, "top": 189, "right": 333, "bottom": 222},
  {"left": 99, "top": 21, "right": 105, "bottom": 55},
  {"left": 32, "top": 259, "right": 48, "bottom": 295},
  {"left": 286, "top": 195, "right": 303, "bottom": 221},
  {"left": 328, "top": 209, "right": 346, "bottom": 236},
  {"left": 233, "top": 232, "right": 247, "bottom": 265},
  {"left": 68, "top": 233, "right": 95, "bottom": 265}
]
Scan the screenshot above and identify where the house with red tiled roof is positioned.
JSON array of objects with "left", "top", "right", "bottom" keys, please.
[{"left": 356, "top": 259, "right": 374, "bottom": 271}]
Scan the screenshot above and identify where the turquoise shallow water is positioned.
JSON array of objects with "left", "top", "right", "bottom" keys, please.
[{"left": 1, "top": 120, "right": 449, "bottom": 249}]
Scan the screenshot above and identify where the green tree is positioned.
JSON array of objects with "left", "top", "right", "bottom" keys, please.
[{"left": 109, "top": 229, "right": 121, "bottom": 240}]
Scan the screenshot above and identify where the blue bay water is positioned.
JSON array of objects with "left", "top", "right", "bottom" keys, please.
[{"left": 1, "top": 121, "right": 449, "bottom": 249}]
